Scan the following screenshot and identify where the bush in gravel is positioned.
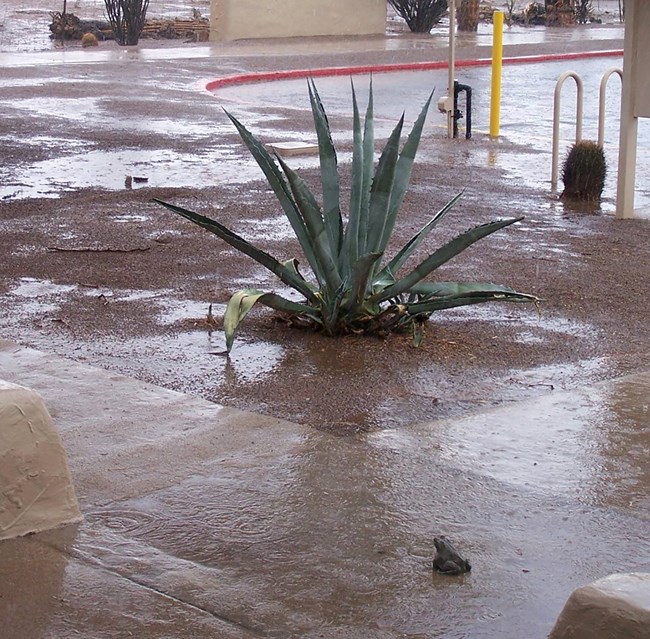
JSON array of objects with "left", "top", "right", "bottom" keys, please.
[
  {"left": 575, "top": 0, "right": 593, "bottom": 23},
  {"left": 388, "top": 0, "right": 448, "bottom": 33},
  {"left": 81, "top": 32, "right": 99, "bottom": 47},
  {"left": 104, "top": 0, "right": 149, "bottom": 45},
  {"left": 561, "top": 140, "right": 607, "bottom": 202},
  {"left": 156, "top": 81, "right": 538, "bottom": 353}
]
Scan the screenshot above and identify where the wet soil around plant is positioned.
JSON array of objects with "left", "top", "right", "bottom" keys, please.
[
  {"left": 1, "top": 2, "right": 647, "bottom": 433},
  {"left": 3, "top": 140, "right": 650, "bottom": 432}
]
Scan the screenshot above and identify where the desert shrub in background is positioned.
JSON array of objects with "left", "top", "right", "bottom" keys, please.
[
  {"left": 575, "top": 0, "right": 593, "bottom": 23},
  {"left": 561, "top": 140, "right": 607, "bottom": 202},
  {"left": 104, "top": 0, "right": 149, "bottom": 45},
  {"left": 457, "top": 0, "right": 479, "bottom": 31},
  {"left": 388, "top": 0, "right": 448, "bottom": 33},
  {"left": 81, "top": 32, "right": 99, "bottom": 47}
]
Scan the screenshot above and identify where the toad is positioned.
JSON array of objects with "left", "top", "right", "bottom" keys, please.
[{"left": 433, "top": 536, "right": 471, "bottom": 575}]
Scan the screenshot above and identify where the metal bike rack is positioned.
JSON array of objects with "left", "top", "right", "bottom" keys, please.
[
  {"left": 598, "top": 67, "right": 623, "bottom": 148},
  {"left": 552, "top": 68, "right": 625, "bottom": 190},
  {"left": 551, "top": 71, "right": 584, "bottom": 189}
]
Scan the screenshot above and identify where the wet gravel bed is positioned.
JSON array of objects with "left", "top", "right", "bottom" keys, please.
[
  {"left": 0, "top": 12, "right": 643, "bottom": 432},
  {"left": 2, "top": 143, "right": 650, "bottom": 432}
]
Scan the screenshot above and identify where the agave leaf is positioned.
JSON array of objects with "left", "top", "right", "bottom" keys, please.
[
  {"left": 379, "top": 192, "right": 463, "bottom": 281},
  {"left": 365, "top": 113, "right": 405, "bottom": 255},
  {"left": 358, "top": 79, "right": 375, "bottom": 256},
  {"left": 343, "top": 80, "right": 365, "bottom": 270},
  {"left": 412, "top": 320, "right": 426, "bottom": 347},
  {"left": 344, "top": 252, "right": 383, "bottom": 312},
  {"left": 406, "top": 280, "right": 535, "bottom": 299},
  {"left": 371, "top": 217, "right": 524, "bottom": 304},
  {"left": 223, "top": 110, "right": 323, "bottom": 278},
  {"left": 376, "top": 90, "right": 435, "bottom": 258},
  {"left": 275, "top": 154, "right": 342, "bottom": 294},
  {"left": 405, "top": 289, "right": 538, "bottom": 315},
  {"left": 308, "top": 80, "right": 343, "bottom": 257},
  {"left": 154, "top": 199, "right": 318, "bottom": 304},
  {"left": 282, "top": 258, "right": 314, "bottom": 290},
  {"left": 320, "top": 280, "right": 348, "bottom": 334},
  {"left": 224, "top": 289, "right": 319, "bottom": 353}
]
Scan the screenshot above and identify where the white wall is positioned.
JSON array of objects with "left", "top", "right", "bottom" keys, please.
[{"left": 211, "top": 0, "right": 387, "bottom": 42}]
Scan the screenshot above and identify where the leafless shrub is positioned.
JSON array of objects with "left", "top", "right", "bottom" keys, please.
[
  {"left": 575, "top": 0, "right": 592, "bottom": 23},
  {"left": 104, "top": 0, "right": 150, "bottom": 45}
]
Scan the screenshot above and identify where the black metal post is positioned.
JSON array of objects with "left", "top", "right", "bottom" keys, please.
[{"left": 453, "top": 81, "right": 473, "bottom": 140}]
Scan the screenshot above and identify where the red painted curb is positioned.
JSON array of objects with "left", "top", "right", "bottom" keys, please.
[{"left": 205, "top": 49, "right": 623, "bottom": 93}]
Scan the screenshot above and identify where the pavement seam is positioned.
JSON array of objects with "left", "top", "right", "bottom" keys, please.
[{"left": 38, "top": 536, "right": 268, "bottom": 638}]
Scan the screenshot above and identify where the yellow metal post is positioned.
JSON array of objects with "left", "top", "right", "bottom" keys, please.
[{"left": 490, "top": 10, "right": 504, "bottom": 138}]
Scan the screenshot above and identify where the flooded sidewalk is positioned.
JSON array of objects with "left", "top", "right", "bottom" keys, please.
[{"left": 1, "top": 339, "right": 648, "bottom": 638}]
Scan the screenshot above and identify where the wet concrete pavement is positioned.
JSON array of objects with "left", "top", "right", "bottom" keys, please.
[{"left": 1, "top": 339, "right": 649, "bottom": 638}]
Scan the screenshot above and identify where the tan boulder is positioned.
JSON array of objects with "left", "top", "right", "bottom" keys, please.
[
  {"left": 549, "top": 573, "right": 650, "bottom": 639},
  {"left": 0, "top": 381, "right": 81, "bottom": 540}
]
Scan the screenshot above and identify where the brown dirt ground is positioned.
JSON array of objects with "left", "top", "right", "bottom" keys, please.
[
  {"left": 0, "top": 1, "right": 643, "bottom": 433},
  {"left": 2, "top": 131, "right": 649, "bottom": 432}
]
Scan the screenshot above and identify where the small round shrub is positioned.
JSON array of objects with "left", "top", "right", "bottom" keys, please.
[
  {"left": 81, "top": 32, "right": 99, "bottom": 48},
  {"left": 561, "top": 140, "right": 607, "bottom": 202}
]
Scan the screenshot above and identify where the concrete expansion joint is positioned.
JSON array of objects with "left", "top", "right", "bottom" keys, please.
[{"left": 48, "top": 536, "right": 267, "bottom": 637}]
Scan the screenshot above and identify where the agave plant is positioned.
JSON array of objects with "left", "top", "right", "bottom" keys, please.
[{"left": 156, "top": 80, "right": 537, "bottom": 353}]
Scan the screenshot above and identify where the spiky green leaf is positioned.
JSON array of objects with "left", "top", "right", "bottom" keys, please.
[
  {"left": 223, "top": 110, "right": 323, "bottom": 278},
  {"left": 405, "top": 288, "right": 538, "bottom": 315},
  {"left": 358, "top": 79, "right": 375, "bottom": 256},
  {"left": 275, "top": 154, "right": 342, "bottom": 295},
  {"left": 380, "top": 193, "right": 463, "bottom": 280},
  {"left": 371, "top": 217, "right": 524, "bottom": 304},
  {"left": 344, "top": 80, "right": 365, "bottom": 270},
  {"left": 406, "top": 280, "right": 535, "bottom": 300},
  {"left": 345, "top": 252, "right": 383, "bottom": 312},
  {"left": 154, "top": 199, "right": 318, "bottom": 303},
  {"left": 308, "top": 80, "right": 343, "bottom": 256},
  {"left": 377, "top": 90, "right": 435, "bottom": 257},
  {"left": 366, "top": 113, "right": 405, "bottom": 254},
  {"left": 224, "top": 289, "right": 319, "bottom": 353}
]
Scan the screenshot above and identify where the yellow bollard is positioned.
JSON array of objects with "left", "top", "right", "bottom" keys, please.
[{"left": 490, "top": 10, "right": 504, "bottom": 138}]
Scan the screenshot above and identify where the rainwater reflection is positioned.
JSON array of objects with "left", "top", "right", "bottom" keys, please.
[{"left": 61, "top": 375, "right": 650, "bottom": 637}]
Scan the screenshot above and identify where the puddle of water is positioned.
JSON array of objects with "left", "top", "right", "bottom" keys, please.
[
  {"left": 2, "top": 278, "right": 76, "bottom": 324},
  {"left": 507, "top": 356, "right": 610, "bottom": 389},
  {"left": 156, "top": 299, "right": 226, "bottom": 325},
  {"left": 4, "top": 96, "right": 103, "bottom": 121},
  {"left": 0, "top": 147, "right": 260, "bottom": 200},
  {"left": 112, "top": 213, "right": 150, "bottom": 223},
  {"left": 11, "top": 277, "right": 77, "bottom": 298},
  {"left": 2, "top": 278, "right": 286, "bottom": 387},
  {"left": 0, "top": 94, "right": 235, "bottom": 138},
  {"left": 439, "top": 303, "right": 599, "bottom": 339},
  {"left": 79, "top": 331, "right": 285, "bottom": 386},
  {"left": 238, "top": 216, "right": 295, "bottom": 242},
  {"left": 372, "top": 376, "right": 608, "bottom": 495},
  {"left": 0, "top": 134, "right": 91, "bottom": 152}
]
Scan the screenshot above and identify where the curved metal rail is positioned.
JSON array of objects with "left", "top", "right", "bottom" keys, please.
[
  {"left": 551, "top": 71, "right": 584, "bottom": 189},
  {"left": 598, "top": 67, "right": 623, "bottom": 147}
]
